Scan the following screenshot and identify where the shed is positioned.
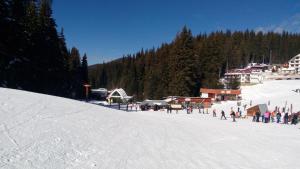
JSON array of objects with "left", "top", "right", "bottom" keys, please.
[
  {"left": 107, "top": 88, "right": 132, "bottom": 103},
  {"left": 247, "top": 104, "right": 268, "bottom": 116}
]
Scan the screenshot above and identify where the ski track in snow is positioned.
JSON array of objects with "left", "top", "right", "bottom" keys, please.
[{"left": 0, "top": 80, "right": 299, "bottom": 169}]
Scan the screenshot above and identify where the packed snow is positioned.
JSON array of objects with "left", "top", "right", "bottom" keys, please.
[{"left": 0, "top": 80, "right": 300, "bottom": 169}]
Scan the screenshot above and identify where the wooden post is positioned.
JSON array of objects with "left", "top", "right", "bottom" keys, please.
[{"left": 83, "top": 84, "right": 91, "bottom": 102}]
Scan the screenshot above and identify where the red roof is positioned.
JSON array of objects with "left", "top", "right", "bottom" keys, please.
[
  {"left": 200, "top": 88, "right": 241, "bottom": 95},
  {"left": 176, "top": 97, "right": 211, "bottom": 103}
]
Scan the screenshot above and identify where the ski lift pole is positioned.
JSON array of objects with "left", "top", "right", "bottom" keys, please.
[{"left": 83, "top": 84, "right": 91, "bottom": 102}]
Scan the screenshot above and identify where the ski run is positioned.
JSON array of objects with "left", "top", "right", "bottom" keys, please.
[{"left": 0, "top": 80, "right": 300, "bottom": 169}]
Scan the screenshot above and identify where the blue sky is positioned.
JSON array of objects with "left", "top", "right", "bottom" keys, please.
[{"left": 52, "top": 0, "right": 300, "bottom": 65}]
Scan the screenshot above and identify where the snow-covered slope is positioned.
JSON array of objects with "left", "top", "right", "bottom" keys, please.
[
  {"left": 212, "top": 80, "right": 300, "bottom": 114},
  {"left": 0, "top": 81, "right": 300, "bottom": 169}
]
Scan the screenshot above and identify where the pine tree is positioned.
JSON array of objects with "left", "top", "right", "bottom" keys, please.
[
  {"left": 168, "top": 26, "right": 196, "bottom": 96},
  {"left": 0, "top": 0, "right": 9, "bottom": 86},
  {"left": 99, "top": 63, "right": 108, "bottom": 88},
  {"left": 89, "top": 28, "right": 300, "bottom": 100},
  {"left": 69, "top": 47, "right": 82, "bottom": 98},
  {"left": 81, "top": 53, "right": 88, "bottom": 84}
]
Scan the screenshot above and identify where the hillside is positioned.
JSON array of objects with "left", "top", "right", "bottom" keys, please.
[
  {"left": 0, "top": 80, "right": 300, "bottom": 169},
  {"left": 89, "top": 29, "right": 300, "bottom": 100}
]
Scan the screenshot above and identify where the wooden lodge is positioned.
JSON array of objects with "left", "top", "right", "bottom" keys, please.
[
  {"left": 200, "top": 88, "right": 241, "bottom": 101},
  {"left": 175, "top": 97, "right": 212, "bottom": 108}
]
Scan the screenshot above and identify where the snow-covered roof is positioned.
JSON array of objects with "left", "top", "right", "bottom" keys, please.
[
  {"left": 289, "top": 53, "right": 300, "bottom": 62},
  {"left": 282, "top": 67, "right": 296, "bottom": 71},
  {"left": 107, "top": 88, "right": 132, "bottom": 100},
  {"left": 91, "top": 88, "right": 107, "bottom": 93},
  {"left": 141, "top": 100, "right": 168, "bottom": 106}
]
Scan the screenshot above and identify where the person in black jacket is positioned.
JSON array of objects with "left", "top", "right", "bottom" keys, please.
[
  {"left": 230, "top": 110, "right": 236, "bottom": 122},
  {"left": 291, "top": 114, "right": 298, "bottom": 125},
  {"left": 213, "top": 109, "right": 217, "bottom": 117},
  {"left": 255, "top": 111, "right": 260, "bottom": 122},
  {"left": 284, "top": 112, "right": 289, "bottom": 124},
  {"left": 221, "top": 110, "right": 226, "bottom": 120},
  {"left": 276, "top": 112, "right": 281, "bottom": 123}
]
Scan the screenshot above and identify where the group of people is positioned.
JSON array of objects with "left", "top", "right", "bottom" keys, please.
[
  {"left": 252, "top": 107, "right": 299, "bottom": 125},
  {"left": 216, "top": 107, "right": 244, "bottom": 122},
  {"left": 213, "top": 106, "right": 299, "bottom": 125},
  {"left": 165, "top": 104, "right": 299, "bottom": 125}
]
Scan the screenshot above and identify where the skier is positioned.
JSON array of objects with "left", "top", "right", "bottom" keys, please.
[
  {"left": 271, "top": 111, "right": 275, "bottom": 123},
  {"left": 252, "top": 112, "right": 256, "bottom": 122},
  {"left": 261, "top": 113, "right": 265, "bottom": 123},
  {"left": 283, "top": 112, "right": 289, "bottom": 124},
  {"left": 213, "top": 109, "right": 217, "bottom": 117},
  {"left": 221, "top": 110, "right": 227, "bottom": 120},
  {"left": 230, "top": 110, "right": 236, "bottom": 122},
  {"left": 243, "top": 104, "right": 247, "bottom": 111},
  {"left": 276, "top": 111, "right": 282, "bottom": 123},
  {"left": 255, "top": 111, "right": 260, "bottom": 122},
  {"left": 291, "top": 113, "right": 298, "bottom": 125},
  {"left": 264, "top": 111, "right": 270, "bottom": 123}
]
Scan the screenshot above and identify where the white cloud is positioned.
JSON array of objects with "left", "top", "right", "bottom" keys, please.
[{"left": 255, "top": 13, "right": 300, "bottom": 33}]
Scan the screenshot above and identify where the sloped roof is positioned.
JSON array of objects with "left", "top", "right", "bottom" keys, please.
[
  {"left": 289, "top": 53, "right": 300, "bottom": 62},
  {"left": 107, "top": 88, "right": 132, "bottom": 100},
  {"left": 247, "top": 104, "right": 268, "bottom": 113},
  {"left": 200, "top": 88, "right": 241, "bottom": 95},
  {"left": 258, "top": 104, "right": 268, "bottom": 113},
  {"left": 91, "top": 88, "right": 107, "bottom": 93},
  {"left": 140, "top": 100, "right": 168, "bottom": 106}
]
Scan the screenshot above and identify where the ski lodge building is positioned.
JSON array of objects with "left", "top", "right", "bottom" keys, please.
[
  {"left": 286, "top": 54, "right": 300, "bottom": 74},
  {"left": 200, "top": 88, "right": 241, "bottom": 101},
  {"left": 175, "top": 97, "right": 212, "bottom": 108},
  {"left": 224, "top": 66, "right": 265, "bottom": 84}
]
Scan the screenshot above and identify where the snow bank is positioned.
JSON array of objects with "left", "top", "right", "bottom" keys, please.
[{"left": 0, "top": 81, "right": 299, "bottom": 169}]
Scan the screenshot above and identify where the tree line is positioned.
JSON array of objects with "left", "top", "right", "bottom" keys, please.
[
  {"left": 0, "top": 0, "right": 88, "bottom": 99},
  {"left": 89, "top": 27, "right": 300, "bottom": 100}
]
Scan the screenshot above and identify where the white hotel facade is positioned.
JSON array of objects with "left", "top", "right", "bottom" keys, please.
[{"left": 288, "top": 54, "right": 300, "bottom": 74}]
